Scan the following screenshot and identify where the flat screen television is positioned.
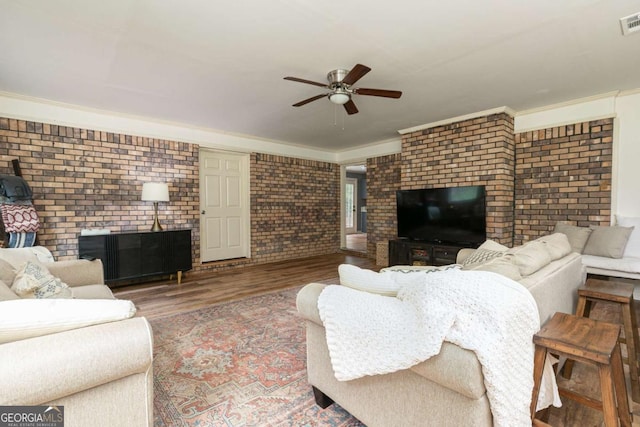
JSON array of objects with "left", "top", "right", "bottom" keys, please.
[{"left": 396, "top": 185, "right": 486, "bottom": 245}]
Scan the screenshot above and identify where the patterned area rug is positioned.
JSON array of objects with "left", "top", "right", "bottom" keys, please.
[
  {"left": 151, "top": 285, "right": 364, "bottom": 427},
  {"left": 151, "top": 282, "right": 640, "bottom": 426}
]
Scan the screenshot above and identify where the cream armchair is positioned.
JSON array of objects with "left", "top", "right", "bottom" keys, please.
[{"left": 0, "top": 247, "right": 154, "bottom": 427}]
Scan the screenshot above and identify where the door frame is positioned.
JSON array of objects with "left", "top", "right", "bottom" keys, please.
[
  {"left": 199, "top": 148, "right": 251, "bottom": 263},
  {"left": 340, "top": 163, "right": 367, "bottom": 249}
]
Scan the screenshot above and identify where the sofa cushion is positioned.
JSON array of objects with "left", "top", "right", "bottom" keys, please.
[
  {"left": 0, "top": 280, "right": 19, "bottom": 301},
  {"left": 554, "top": 223, "right": 592, "bottom": 253},
  {"left": 581, "top": 254, "right": 640, "bottom": 274},
  {"left": 477, "top": 239, "right": 509, "bottom": 252},
  {"left": 44, "top": 259, "right": 104, "bottom": 288},
  {"left": 535, "top": 233, "right": 572, "bottom": 261},
  {"left": 466, "top": 254, "right": 522, "bottom": 281},
  {"left": 0, "top": 298, "right": 137, "bottom": 344},
  {"left": 0, "top": 258, "right": 16, "bottom": 285},
  {"left": 507, "top": 241, "right": 552, "bottom": 277},
  {"left": 583, "top": 226, "right": 634, "bottom": 259},
  {"left": 0, "top": 247, "right": 55, "bottom": 268},
  {"left": 11, "top": 261, "right": 73, "bottom": 299},
  {"left": 616, "top": 216, "right": 640, "bottom": 258}
]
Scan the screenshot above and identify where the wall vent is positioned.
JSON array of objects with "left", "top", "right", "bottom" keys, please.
[{"left": 620, "top": 12, "right": 640, "bottom": 36}]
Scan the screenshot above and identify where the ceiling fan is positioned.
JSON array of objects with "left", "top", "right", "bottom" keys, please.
[{"left": 284, "top": 64, "right": 402, "bottom": 115}]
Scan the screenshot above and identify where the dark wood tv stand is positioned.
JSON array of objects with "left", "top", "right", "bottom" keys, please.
[
  {"left": 78, "top": 229, "right": 192, "bottom": 287},
  {"left": 388, "top": 240, "right": 474, "bottom": 266}
]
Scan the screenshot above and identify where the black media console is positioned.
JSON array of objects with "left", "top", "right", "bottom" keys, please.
[{"left": 78, "top": 229, "right": 192, "bottom": 287}]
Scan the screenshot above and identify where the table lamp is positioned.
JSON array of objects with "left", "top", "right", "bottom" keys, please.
[{"left": 141, "top": 182, "right": 170, "bottom": 231}]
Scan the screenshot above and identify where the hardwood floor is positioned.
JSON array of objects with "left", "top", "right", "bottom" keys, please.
[
  {"left": 345, "top": 233, "right": 367, "bottom": 252},
  {"left": 112, "top": 253, "right": 640, "bottom": 426},
  {"left": 113, "top": 252, "right": 377, "bottom": 320}
]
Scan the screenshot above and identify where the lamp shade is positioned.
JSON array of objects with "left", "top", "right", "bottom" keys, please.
[{"left": 141, "top": 182, "right": 169, "bottom": 202}]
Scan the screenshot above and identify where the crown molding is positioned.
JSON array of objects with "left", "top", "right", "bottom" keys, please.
[
  {"left": 0, "top": 91, "right": 342, "bottom": 162},
  {"left": 514, "top": 92, "right": 619, "bottom": 133},
  {"left": 397, "top": 106, "right": 516, "bottom": 135}
]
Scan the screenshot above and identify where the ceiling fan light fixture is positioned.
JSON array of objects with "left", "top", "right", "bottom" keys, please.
[
  {"left": 329, "top": 92, "right": 350, "bottom": 105},
  {"left": 285, "top": 64, "right": 401, "bottom": 114}
]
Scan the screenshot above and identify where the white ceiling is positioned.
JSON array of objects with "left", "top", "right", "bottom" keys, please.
[{"left": 1, "top": 0, "right": 639, "bottom": 152}]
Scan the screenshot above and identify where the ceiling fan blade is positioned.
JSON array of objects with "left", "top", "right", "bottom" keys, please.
[
  {"left": 354, "top": 88, "right": 402, "bottom": 98},
  {"left": 292, "top": 94, "right": 327, "bottom": 107},
  {"left": 341, "top": 64, "right": 371, "bottom": 86},
  {"left": 284, "top": 76, "right": 328, "bottom": 88},
  {"left": 343, "top": 99, "right": 359, "bottom": 115}
]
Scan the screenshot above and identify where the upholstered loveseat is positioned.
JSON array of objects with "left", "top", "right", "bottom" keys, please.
[
  {"left": 0, "top": 247, "right": 153, "bottom": 427},
  {"left": 297, "top": 233, "right": 585, "bottom": 426}
]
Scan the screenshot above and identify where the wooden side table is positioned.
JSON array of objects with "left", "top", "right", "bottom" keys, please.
[
  {"left": 562, "top": 278, "right": 640, "bottom": 403},
  {"left": 531, "top": 312, "right": 632, "bottom": 427}
]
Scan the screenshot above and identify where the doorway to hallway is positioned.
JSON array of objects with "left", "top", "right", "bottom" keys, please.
[{"left": 344, "top": 164, "right": 367, "bottom": 253}]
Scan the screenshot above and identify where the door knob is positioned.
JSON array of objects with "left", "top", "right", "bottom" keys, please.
[{"left": 201, "top": 210, "right": 206, "bottom": 214}]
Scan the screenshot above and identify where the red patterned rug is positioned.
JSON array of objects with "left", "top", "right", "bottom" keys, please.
[{"left": 151, "top": 286, "right": 364, "bottom": 427}]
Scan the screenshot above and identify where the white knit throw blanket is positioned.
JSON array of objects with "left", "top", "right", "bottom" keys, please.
[{"left": 318, "top": 269, "right": 557, "bottom": 427}]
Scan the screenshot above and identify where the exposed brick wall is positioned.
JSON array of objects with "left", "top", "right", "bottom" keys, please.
[
  {"left": 250, "top": 153, "right": 340, "bottom": 262},
  {"left": 514, "top": 119, "right": 613, "bottom": 244},
  {"left": 0, "top": 118, "right": 343, "bottom": 274},
  {"left": 0, "top": 117, "right": 200, "bottom": 263},
  {"left": 366, "top": 154, "right": 402, "bottom": 257},
  {"left": 400, "top": 113, "right": 516, "bottom": 244},
  {"left": 0, "top": 112, "right": 613, "bottom": 274}
]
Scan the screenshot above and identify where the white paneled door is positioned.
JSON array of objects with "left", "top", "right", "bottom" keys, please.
[{"left": 200, "top": 149, "right": 250, "bottom": 262}]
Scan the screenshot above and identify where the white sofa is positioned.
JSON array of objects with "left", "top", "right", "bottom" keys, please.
[
  {"left": 555, "top": 218, "right": 640, "bottom": 296},
  {"left": 297, "top": 233, "right": 586, "bottom": 426},
  {"left": 0, "top": 247, "right": 153, "bottom": 427}
]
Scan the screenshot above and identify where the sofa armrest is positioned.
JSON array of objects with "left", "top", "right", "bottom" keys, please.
[
  {"left": 45, "top": 259, "right": 104, "bottom": 287},
  {"left": 0, "top": 317, "right": 153, "bottom": 405},
  {"left": 296, "top": 283, "right": 327, "bottom": 325}
]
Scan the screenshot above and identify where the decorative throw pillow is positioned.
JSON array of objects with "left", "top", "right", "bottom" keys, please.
[
  {"left": 582, "top": 226, "right": 634, "bottom": 259},
  {"left": 0, "top": 203, "right": 40, "bottom": 232},
  {"left": 534, "top": 233, "right": 572, "bottom": 261},
  {"left": 476, "top": 239, "right": 509, "bottom": 252},
  {"left": 338, "top": 264, "right": 401, "bottom": 296},
  {"left": 553, "top": 223, "right": 592, "bottom": 253},
  {"left": 506, "top": 241, "right": 552, "bottom": 277},
  {"left": 616, "top": 216, "right": 640, "bottom": 258},
  {"left": 11, "top": 261, "right": 73, "bottom": 299},
  {"left": 461, "top": 249, "right": 504, "bottom": 268},
  {"left": 467, "top": 254, "right": 522, "bottom": 282}
]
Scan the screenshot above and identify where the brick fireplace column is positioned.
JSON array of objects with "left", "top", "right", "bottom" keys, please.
[{"left": 400, "top": 112, "right": 516, "bottom": 245}]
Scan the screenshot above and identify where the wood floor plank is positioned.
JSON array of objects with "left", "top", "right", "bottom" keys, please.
[{"left": 113, "top": 253, "right": 377, "bottom": 320}]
